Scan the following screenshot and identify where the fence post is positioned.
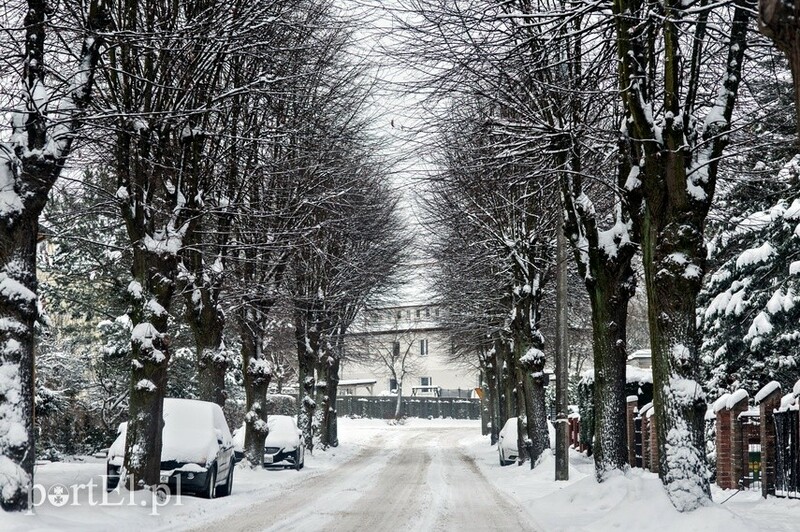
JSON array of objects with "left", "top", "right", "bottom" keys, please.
[
  {"left": 626, "top": 395, "right": 637, "bottom": 466},
  {"left": 647, "top": 408, "right": 658, "bottom": 473},
  {"left": 715, "top": 391, "right": 749, "bottom": 489},
  {"left": 756, "top": 382, "right": 781, "bottom": 498}
]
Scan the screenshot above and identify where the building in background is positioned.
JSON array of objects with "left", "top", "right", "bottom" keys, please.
[{"left": 341, "top": 302, "right": 479, "bottom": 398}]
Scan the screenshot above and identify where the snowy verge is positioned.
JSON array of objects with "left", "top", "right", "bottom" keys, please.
[
  {"left": 459, "top": 433, "right": 800, "bottom": 531},
  {"left": 4, "top": 418, "right": 383, "bottom": 532}
]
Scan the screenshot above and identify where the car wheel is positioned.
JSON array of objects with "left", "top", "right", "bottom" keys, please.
[
  {"left": 294, "top": 449, "right": 302, "bottom": 471},
  {"left": 203, "top": 465, "right": 217, "bottom": 499},
  {"left": 499, "top": 448, "right": 510, "bottom": 467},
  {"left": 217, "top": 460, "right": 234, "bottom": 497},
  {"left": 105, "top": 464, "right": 120, "bottom": 491}
]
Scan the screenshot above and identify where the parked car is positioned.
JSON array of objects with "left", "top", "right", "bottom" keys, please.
[
  {"left": 106, "top": 398, "right": 236, "bottom": 498},
  {"left": 498, "top": 417, "right": 518, "bottom": 466},
  {"left": 232, "top": 415, "right": 305, "bottom": 470}
]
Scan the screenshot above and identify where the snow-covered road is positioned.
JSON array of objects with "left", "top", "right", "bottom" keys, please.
[
  {"left": 8, "top": 418, "right": 799, "bottom": 531},
  {"left": 191, "top": 426, "right": 535, "bottom": 531}
]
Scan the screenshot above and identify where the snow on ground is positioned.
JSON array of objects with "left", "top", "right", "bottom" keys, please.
[
  {"left": 460, "top": 430, "right": 800, "bottom": 532},
  {"left": 2, "top": 417, "right": 470, "bottom": 531},
  {"left": 6, "top": 418, "right": 799, "bottom": 531}
]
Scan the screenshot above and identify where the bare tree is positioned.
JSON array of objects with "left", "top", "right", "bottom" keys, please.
[
  {"left": 0, "top": 0, "right": 110, "bottom": 511},
  {"left": 612, "top": 0, "right": 751, "bottom": 509}
]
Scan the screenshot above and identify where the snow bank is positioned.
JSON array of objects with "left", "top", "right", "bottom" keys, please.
[{"left": 460, "top": 431, "right": 792, "bottom": 531}]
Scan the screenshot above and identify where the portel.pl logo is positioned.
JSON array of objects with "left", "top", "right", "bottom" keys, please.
[{"left": 26, "top": 476, "right": 183, "bottom": 516}]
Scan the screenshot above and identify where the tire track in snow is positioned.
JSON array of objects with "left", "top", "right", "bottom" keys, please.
[
  {"left": 323, "top": 432, "right": 432, "bottom": 531},
  {"left": 431, "top": 432, "right": 540, "bottom": 531},
  {"left": 187, "top": 433, "right": 399, "bottom": 532}
]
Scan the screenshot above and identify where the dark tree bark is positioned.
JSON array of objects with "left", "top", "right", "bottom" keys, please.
[
  {"left": 239, "top": 302, "right": 273, "bottom": 465},
  {"left": 562, "top": 135, "right": 642, "bottom": 479},
  {"left": 613, "top": 0, "right": 751, "bottom": 510},
  {"left": 759, "top": 0, "right": 800, "bottom": 137},
  {"left": 0, "top": 1, "right": 109, "bottom": 511}
]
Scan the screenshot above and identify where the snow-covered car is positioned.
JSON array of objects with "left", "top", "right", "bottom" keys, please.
[
  {"left": 498, "top": 417, "right": 518, "bottom": 466},
  {"left": 232, "top": 415, "right": 305, "bottom": 470},
  {"left": 106, "top": 398, "right": 236, "bottom": 498}
]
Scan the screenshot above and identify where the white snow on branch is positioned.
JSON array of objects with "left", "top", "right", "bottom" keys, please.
[
  {"left": 135, "top": 379, "right": 157, "bottom": 392},
  {"left": 744, "top": 312, "right": 773, "bottom": 347},
  {"left": 0, "top": 151, "right": 23, "bottom": 217},
  {"left": 0, "top": 272, "right": 36, "bottom": 305},
  {"left": 766, "top": 288, "right": 795, "bottom": 314},
  {"left": 735, "top": 242, "right": 775, "bottom": 269}
]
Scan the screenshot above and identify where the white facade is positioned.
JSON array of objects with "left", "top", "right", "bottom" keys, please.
[{"left": 341, "top": 304, "right": 479, "bottom": 397}]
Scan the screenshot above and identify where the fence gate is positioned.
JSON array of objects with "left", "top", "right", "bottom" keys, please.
[
  {"left": 774, "top": 411, "right": 800, "bottom": 498},
  {"left": 738, "top": 414, "right": 761, "bottom": 491}
]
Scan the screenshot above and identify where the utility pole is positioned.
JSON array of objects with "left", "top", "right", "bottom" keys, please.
[{"left": 555, "top": 194, "right": 569, "bottom": 481}]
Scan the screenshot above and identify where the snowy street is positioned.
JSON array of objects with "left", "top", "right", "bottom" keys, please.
[
  {"left": 192, "top": 422, "right": 533, "bottom": 532},
  {"left": 5, "top": 418, "right": 800, "bottom": 531}
]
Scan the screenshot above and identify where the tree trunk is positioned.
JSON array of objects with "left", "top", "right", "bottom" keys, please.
[
  {"left": 759, "top": 0, "right": 800, "bottom": 137},
  {"left": 186, "top": 300, "right": 227, "bottom": 407},
  {"left": 588, "top": 268, "right": 634, "bottom": 478},
  {"left": 642, "top": 213, "right": 710, "bottom": 504},
  {"left": 395, "top": 377, "right": 404, "bottom": 420},
  {"left": 517, "top": 335, "right": 549, "bottom": 467},
  {"left": 123, "top": 253, "right": 175, "bottom": 490},
  {"left": 497, "top": 338, "right": 515, "bottom": 424},
  {"left": 295, "top": 317, "right": 320, "bottom": 452},
  {"left": 0, "top": 217, "right": 38, "bottom": 511},
  {"left": 318, "top": 353, "right": 340, "bottom": 448},
  {"left": 0, "top": 0, "right": 108, "bottom": 511},
  {"left": 484, "top": 348, "right": 500, "bottom": 444},
  {"left": 240, "top": 309, "right": 271, "bottom": 466}
]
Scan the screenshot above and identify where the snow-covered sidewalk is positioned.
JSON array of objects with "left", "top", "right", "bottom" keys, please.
[
  {"left": 4, "top": 418, "right": 393, "bottom": 532},
  {"left": 460, "top": 430, "right": 800, "bottom": 532}
]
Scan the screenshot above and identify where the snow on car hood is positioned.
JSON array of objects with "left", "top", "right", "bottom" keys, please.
[
  {"left": 265, "top": 415, "right": 302, "bottom": 451},
  {"left": 107, "top": 399, "right": 231, "bottom": 466}
]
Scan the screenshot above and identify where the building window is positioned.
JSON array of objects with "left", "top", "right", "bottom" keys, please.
[
  {"left": 420, "top": 339, "right": 428, "bottom": 356},
  {"left": 416, "top": 309, "right": 421, "bottom": 318},
  {"left": 435, "top": 307, "right": 440, "bottom": 317},
  {"left": 389, "top": 378, "right": 398, "bottom": 392},
  {"left": 396, "top": 311, "right": 402, "bottom": 319},
  {"left": 407, "top": 309, "right": 411, "bottom": 318},
  {"left": 425, "top": 307, "right": 430, "bottom": 318},
  {"left": 393, "top": 341, "right": 400, "bottom": 357},
  {"left": 420, "top": 376, "right": 432, "bottom": 387}
]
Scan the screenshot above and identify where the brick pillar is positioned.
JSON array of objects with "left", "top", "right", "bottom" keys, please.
[
  {"left": 627, "top": 396, "right": 637, "bottom": 466},
  {"left": 648, "top": 410, "right": 659, "bottom": 473},
  {"left": 757, "top": 383, "right": 782, "bottom": 498},
  {"left": 730, "top": 394, "right": 749, "bottom": 489},
  {"left": 716, "top": 392, "right": 749, "bottom": 489},
  {"left": 641, "top": 406, "right": 651, "bottom": 471},
  {"left": 715, "top": 394, "right": 733, "bottom": 489}
]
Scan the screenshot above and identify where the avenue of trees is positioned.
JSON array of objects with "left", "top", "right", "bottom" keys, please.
[
  {"left": 395, "top": 0, "right": 799, "bottom": 513},
  {"left": 0, "top": 0, "right": 405, "bottom": 511},
  {"left": 2, "top": 0, "right": 800, "bottom": 516}
]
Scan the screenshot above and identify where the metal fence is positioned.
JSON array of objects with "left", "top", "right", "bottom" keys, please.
[
  {"left": 336, "top": 395, "right": 481, "bottom": 420},
  {"left": 774, "top": 410, "right": 800, "bottom": 498}
]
